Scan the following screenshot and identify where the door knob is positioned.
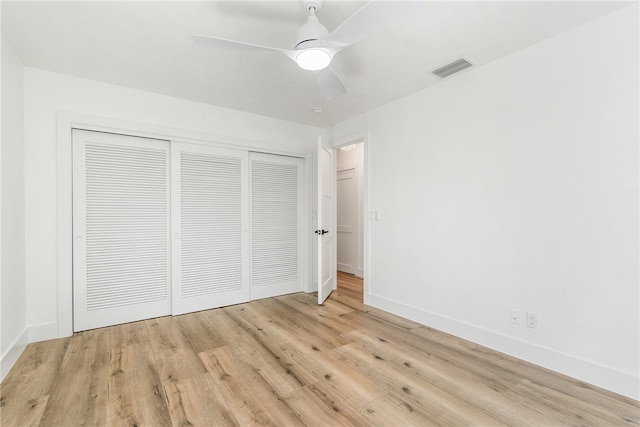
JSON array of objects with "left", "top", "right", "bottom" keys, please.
[{"left": 314, "top": 229, "right": 329, "bottom": 235}]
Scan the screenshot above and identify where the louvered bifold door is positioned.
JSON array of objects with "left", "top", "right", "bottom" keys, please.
[
  {"left": 72, "top": 130, "right": 171, "bottom": 332},
  {"left": 172, "top": 142, "right": 249, "bottom": 315},
  {"left": 250, "top": 152, "right": 303, "bottom": 300}
]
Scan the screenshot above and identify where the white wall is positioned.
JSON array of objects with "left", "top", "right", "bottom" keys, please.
[
  {"left": 1, "top": 32, "right": 27, "bottom": 380},
  {"left": 23, "top": 67, "right": 324, "bottom": 339},
  {"left": 337, "top": 143, "right": 364, "bottom": 277},
  {"left": 330, "top": 5, "right": 639, "bottom": 399}
]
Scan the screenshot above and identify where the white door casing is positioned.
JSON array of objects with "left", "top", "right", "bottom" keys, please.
[
  {"left": 317, "top": 141, "right": 336, "bottom": 304},
  {"left": 72, "top": 130, "right": 171, "bottom": 331},
  {"left": 171, "top": 142, "right": 250, "bottom": 315}
]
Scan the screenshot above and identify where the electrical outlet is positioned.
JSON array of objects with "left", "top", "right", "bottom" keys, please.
[
  {"left": 510, "top": 309, "right": 521, "bottom": 325},
  {"left": 526, "top": 311, "right": 538, "bottom": 329}
]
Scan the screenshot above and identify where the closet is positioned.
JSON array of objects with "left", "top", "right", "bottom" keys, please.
[{"left": 72, "top": 130, "right": 303, "bottom": 332}]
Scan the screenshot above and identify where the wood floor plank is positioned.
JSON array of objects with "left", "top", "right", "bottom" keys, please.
[
  {"left": 348, "top": 326, "right": 517, "bottom": 391},
  {"left": 336, "top": 271, "right": 363, "bottom": 302},
  {"left": 109, "top": 316, "right": 147, "bottom": 348},
  {"left": 199, "top": 345, "right": 304, "bottom": 426},
  {"left": 342, "top": 328, "right": 555, "bottom": 426},
  {"left": 274, "top": 294, "right": 359, "bottom": 335},
  {"left": 252, "top": 297, "right": 352, "bottom": 353},
  {"left": 511, "top": 378, "right": 640, "bottom": 426},
  {"left": 327, "top": 289, "right": 366, "bottom": 312},
  {"left": 224, "top": 303, "right": 344, "bottom": 384},
  {"left": 0, "top": 337, "right": 68, "bottom": 426},
  {"left": 163, "top": 373, "right": 239, "bottom": 426},
  {"left": 282, "top": 385, "right": 367, "bottom": 426},
  {"left": 271, "top": 337, "right": 388, "bottom": 410},
  {"left": 108, "top": 322, "right": 171, "bottom": 426},
  {"left": 332, "top": 342, "right": 511, "bottom": 426},
  {"left": 301, "top": 357, "right": 387, "bottom": 424},
  {"left": 221, "top": 304, "right": 318, "bottom": 391},
  {"left": 144, "top": 315, "right": 208, "bottom": 383},
  {"left": 289, "top": 291, "right": 354, "bottom": 316},
  {"left": 310, "top": 352, "right": 386, "bottom": 403},
  {"left": 408, "top": 325, "right": 640, "bottom": 424},
  {"left": 359, "top": 393, "right": 440, "bottom": 427},
  {"left": 38, "top": 329, "right": 110, "bottom": 426},
  {"left": 172, "top": 309, "right": 228, "bottom": 353},
  {"left": 0, "top": 394, "right": 49, "bottom": 427}
]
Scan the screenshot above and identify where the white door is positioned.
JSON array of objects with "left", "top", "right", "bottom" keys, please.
[
  {"left": 250, "top": 152, "right": 304, "bottom": 300},
  {"left": 337, "top": 167, "right": 357, "bottom": 274},
  {"left": 171, "top": 142, "right": 250, "bottom": 315},
  {"left": 72, "top": 130, "right": 171, "bottom": 332},
  {"left": 317, "top": 142, "right": 336, "bottom": 304}
]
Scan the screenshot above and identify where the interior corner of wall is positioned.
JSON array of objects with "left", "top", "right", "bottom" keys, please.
[{"left": 0, "top": 327, "right": 29, "bottom": 382}]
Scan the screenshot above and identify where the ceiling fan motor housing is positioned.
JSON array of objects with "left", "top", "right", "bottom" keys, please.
[{"left": 296, "top": 0, "right": 328, "bottom": 48}]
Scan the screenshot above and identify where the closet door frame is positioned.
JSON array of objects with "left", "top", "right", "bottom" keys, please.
[{"left": 56, "top": 112, "right": 314, "bottom": 337}]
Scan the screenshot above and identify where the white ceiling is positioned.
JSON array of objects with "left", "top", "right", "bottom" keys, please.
[{"left": 1, "top": 1, "right": 631, "bottom": 127}]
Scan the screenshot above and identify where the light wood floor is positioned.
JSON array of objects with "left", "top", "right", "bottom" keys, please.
[
  {"left": 337, "top": 271, "right": 363, "bottom": 302},
  {"left": 1, "top": 287, "right": 638, "bottom": 426}
]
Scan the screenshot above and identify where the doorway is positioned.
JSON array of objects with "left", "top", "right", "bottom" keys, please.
[{"left": 336, "top": 141, "right": 364, "bottom": 302}]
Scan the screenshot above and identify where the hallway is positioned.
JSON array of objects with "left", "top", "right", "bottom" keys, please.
[{"left": 336, "top": 271, "right": 363, "bottom": 302}]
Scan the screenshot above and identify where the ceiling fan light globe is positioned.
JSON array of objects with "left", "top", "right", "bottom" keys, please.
[{"left": 296, "top": 49, "right": 332, "bottom": 71}]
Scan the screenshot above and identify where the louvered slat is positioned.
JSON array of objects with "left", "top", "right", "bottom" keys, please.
[
  {"left": 85, "top": 143, "right": 167, "bottom": 309},
  {"left": 181, "top": 152, "right": 241, "bottom": 297},
  {"left": 250, "top": 153, "right": 303, "bottom": 299}
]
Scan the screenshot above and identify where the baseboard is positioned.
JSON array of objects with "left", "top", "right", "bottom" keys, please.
[
  {"left": 309, "top": 279, "right": 318, "bottom": 293},
  {"left": 29, "top": 322, "right": 59, "bottom": 343},
  {"left": 0, "top": 322, "right": 60, "bottom": 383},
  {"left": 0, "top": 328, "right": 29, "bottom": 382},
  {"left": 367, "top": 293, "right": 639, "bottom": 401},
  {"left": 336, "top": 267, "right": 363, "bottom": 277}
]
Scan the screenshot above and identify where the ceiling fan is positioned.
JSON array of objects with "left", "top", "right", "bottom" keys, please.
[{"left": 193, "top": 0, "right": 419, "bottom": 100}]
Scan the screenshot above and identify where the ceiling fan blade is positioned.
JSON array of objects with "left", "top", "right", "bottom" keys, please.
[
  {"left": 192, "top": 34, "right": 297, "bottom": 61},
  {"left": 324, "top": 0, "right": 423, "bottom": 46},
  {"left": 316, "top": 67, "right": 347, "bottom": 100}
]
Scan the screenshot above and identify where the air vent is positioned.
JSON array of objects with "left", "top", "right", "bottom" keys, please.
[{"left": 432, "top": 58, "right": 473, "bottom": 78}]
